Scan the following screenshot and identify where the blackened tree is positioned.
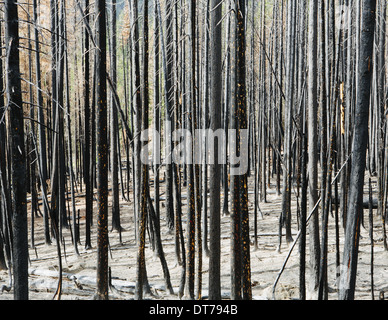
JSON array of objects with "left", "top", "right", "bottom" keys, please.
[
  {"left": 95, "top": 0, "right": 109, "bottom": 300},
  {"left": 5, "top": 0, "right": 29, "bottom": 300},
  {"left": 339, "top": 0, "right": 377, "bottom": 300}
]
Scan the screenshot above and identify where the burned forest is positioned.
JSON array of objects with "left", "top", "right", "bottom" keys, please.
[{"left": 0, "top": 0, "right": 387, "bottom": 302}]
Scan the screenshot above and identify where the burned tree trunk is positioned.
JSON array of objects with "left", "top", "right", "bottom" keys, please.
[
  {"left": 230, "top": 0, "right": 241, "bottom": 300},
  {"left": 236, "top": 0, "right": 252, "bottom": 300},
  {"left": 208, "top": 0, "right": 222, "bottom": 300},
  {"left": 307, "top": 0, "right": 320, "bottom": 295},
  {"left": 5, "top": 0, "right": 28, "bottom": 300},
  {"left": 33, "top": 0, "right": 50, "bottom": 245},
  {"left": 135, "top": 0, "right": 150, "bottom": 301},
  {"left": 83, "top": 0, "right": 92, "bottom": 250},
  {"left": 184, "top": 0, "right": 197, "bottom": 300},
  {"left": 110, "top": 0, "right": 121, "bottom": 233},
  {"left": 165, "top": 0, "right": 175, "bottom": 232},
  {"left": 95, "top": 0, "right": 109, "bottom": 300},
  {"left": 339, "top": 0, "right": 376, "bottom": 300}
]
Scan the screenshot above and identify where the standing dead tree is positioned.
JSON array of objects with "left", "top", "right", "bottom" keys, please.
[
  {"left": 339, "top": 0, "right": 377, "bottom": 301},
  {"left": 95, "top": 0, "right": 109, "bottom": 300},
  {"left": 307, "top": 0, "right": 320, "bottom": 296},
  {"left": 184, "top": 0, "right": 197, "bottom": 300},
  {"left": 5, "top": 0, "right": 29, "bottom": 300},
  {"left": 135, "top": 0, "right": 149, "bottom": 301},
  {"left": 208, "top": 0, "right": 222, "bottom": 300}
]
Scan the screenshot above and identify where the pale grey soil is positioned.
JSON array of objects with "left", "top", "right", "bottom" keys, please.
[{"left": 1, "top": 174, "right": 387, "bottom": 300}]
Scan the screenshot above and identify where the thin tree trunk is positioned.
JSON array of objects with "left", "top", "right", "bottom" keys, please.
[
  {"left": 135, "top": 0, "right": 151, "bottom": 300},
  {"left": 201, "top": 0, "right": 210, "bottom": 260},
  {"left": 50, "top": 0, "right": 60, "bottom": 240},
  {"left": 110, "top": 0, "right": 121, "bottom": 232},
  {"left": 33, "top": 0, "right": 50, "bottom": 244},
  {"left": 299, "top": 104, "right": 307, "bottom": 300},
  {"left": 95, "top": 0, "right": 109, "bottom": 300},
  {"left": 184, "top": 0, "right": 196, "bottom": 300},
  {"left": 57, "top": 0, "right": 67, "bottom": 233},
  {"left": 208, "top": 0, "right": 222, "bottom": 300},
  {"left": 194, "top": 4, "right": 202, "bottom": 300},
  {"left": 230, "top": 0, "right": 241, "bottom": 300},
  {"left": 153, "top": 0, "right": 161, "bottom": 248},
  {"left": 83, "top": 0, "right": 92, "bottom": 250},
  {"left": 369, "top": 178, "right": 374, "bottom": 300},
  {"left": 237, "top": 0, "right": 251, "bottom": 300},
  {"left": 177, "top": 0, "right": 187, "bottom": 298},
  {"left": 0, "top": 12, "right": 10, "bottom": 272},
  {"left": 222, "top": 0, "right": 231, "bottom": 217},
  {"left": 280, "top": 0, "right": 295, "bottom": 249},
  {"left": 165, "top": 0, "right": 175, "bottom": 232},
  {"left": 307, "top": 0, "right": 320, "bottom": 296},
  {"left": 63, "top": 14, "right": 79, "bottom": 256},
  {"left": 318, "top": 0, "right": 328, "bottom": 300},
  {"left": 297, "top": 0, "right": 307, "bottom": 301},
  {"left": 5, "top": 0, "right": 28, "bottom": 300},
  {"left": 339, "top": 0, "right": 376, "bottom": 300},
  {"left": 27, "top": 4, "right": 37, "bottom": 251}
]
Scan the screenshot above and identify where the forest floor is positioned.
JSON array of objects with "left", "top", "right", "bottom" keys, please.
[{"left": 0, "top": 172, "right": 388, "bottom": 300}]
